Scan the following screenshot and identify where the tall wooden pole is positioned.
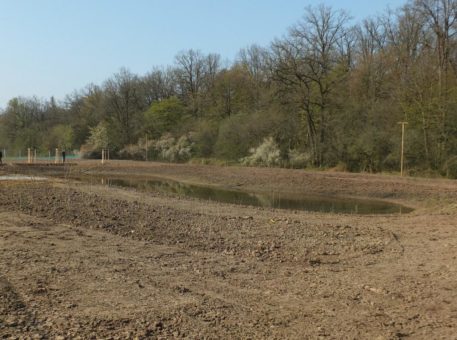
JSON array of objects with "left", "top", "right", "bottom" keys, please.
[{"left": 398, "top": 122, "right": 408, "bottom": 176}]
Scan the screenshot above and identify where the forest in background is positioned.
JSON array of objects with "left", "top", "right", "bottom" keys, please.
[{"left": 1, "top": 0, "right": 457, "bottom": 177}]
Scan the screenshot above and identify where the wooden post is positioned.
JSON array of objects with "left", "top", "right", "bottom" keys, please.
[
  {"left": 55, "top": 148, "right": 59, "bottom": 164},
  {"left": 27, "top": 148, "right": 31, "bottom": 164},
  {"left": 398, "top": 122, "right": 408, "bottom": 177},
  {"left": 101, "top": 149, "right": 105, "bottom": 164},
  {"left": 34, "top": 149, "right": 37, "bottom": 163}
]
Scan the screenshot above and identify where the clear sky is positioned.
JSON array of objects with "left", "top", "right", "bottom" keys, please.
[{"left": 0, "top": 0, "right": 407, "bottom": 109}]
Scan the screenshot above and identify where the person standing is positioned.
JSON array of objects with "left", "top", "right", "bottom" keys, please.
[{"left": 62, "top": 150, "right": 66, "bottom": 164}]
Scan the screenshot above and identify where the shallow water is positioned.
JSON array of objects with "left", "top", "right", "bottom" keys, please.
[
  {"left": 79, "top": 176, "right": 413, "bottom": 215},
  {"left": 0, "top": 175, "right": 48, "bottom": 181}
]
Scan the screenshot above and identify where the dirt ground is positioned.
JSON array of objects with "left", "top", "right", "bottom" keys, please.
[{"left": 1, "top": 161, "right": 457, "bottom": 339}]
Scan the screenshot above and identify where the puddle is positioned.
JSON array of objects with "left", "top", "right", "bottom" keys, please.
[
  {"left": 79, "top": 176, "right": 413, "bottom": 215},
  {"left": 0, "top": 175, "right": 48, "bottom": 181}
]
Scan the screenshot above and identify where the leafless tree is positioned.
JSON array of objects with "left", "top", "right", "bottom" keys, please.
[
  {"left": 414, "top": 0, "right": 457, "bottom": 160},
  {"left": 104, "top": 68, "right": 144, "bottom": 145},
  {"left": 141, "top": 67, "right": 176, "bottom": 106},
  {"left": 174, "top": 49, "right": 220, "bottom": 115},
  {"left": 271, "top": 5, "right": 351, "bottom": 166}
]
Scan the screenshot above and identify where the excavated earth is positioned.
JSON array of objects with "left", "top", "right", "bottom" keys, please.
[{"left": 1, "top": 161, "right": 457, "bottom": 339}]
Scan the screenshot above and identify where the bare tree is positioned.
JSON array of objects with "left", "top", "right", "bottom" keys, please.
[
  {"left": 238, "top": 44, "right": 269, "bottom": 83},
  {"left": 237, "top": 44, "right": 270, "bottom": 107},
  {"left": 174, "top": 50, "right": 206, "bottom": 115},
  {"left": 142, "top": 67, "right": 176, "bottom": 106},
  {"left": 414, "top": 0, "right": 457, "bottom": 161},
  {"left": 174, "top": 49, "right": 221, "bottom": 116},
  {"left": 415, "top": 0, "right": 457, "bottom": 82},
  {"left": 271, "top": 5, "right": 351, "bottom": 166},
  {"left": 205, "top": 53, "right": 221, "bottom": 89},
  {"left": 104, "top": 68, "right": 144, "bottom": 146}
]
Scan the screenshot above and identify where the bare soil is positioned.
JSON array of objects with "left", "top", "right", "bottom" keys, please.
[{"left": 1, "top": 161, "right": 457, "bottom": 339}]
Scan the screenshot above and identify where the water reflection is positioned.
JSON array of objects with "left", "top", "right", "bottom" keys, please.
[
  {"left": 0, "top": 175, "right": 48, "bottom": 181},
  {"left": 81, "top": 176, "right": 412, "bottom": 215}
]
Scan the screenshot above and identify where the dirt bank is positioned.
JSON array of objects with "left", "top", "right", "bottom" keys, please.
[
  {"left": 6, "top": 160, "right": 457, "bottom": 209},
  {"left": 1, "top": 162, "right": 456, "bottom": 338}
]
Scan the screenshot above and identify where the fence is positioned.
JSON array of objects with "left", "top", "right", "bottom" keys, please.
[{"left": 1, "top": 149, "right": 81, "bottom": 163}]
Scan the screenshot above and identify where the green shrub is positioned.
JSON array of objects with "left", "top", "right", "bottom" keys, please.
[{"left": 443, "top": 156, "right": 457, "bottom": 179}]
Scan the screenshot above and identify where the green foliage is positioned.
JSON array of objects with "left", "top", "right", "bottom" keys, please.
[
  {"left": 68, "top": 85, "right": 105, "bottom": 148},
  {"left": 192, "top": 120, "right": 219, "bottom": 157},
  {"left": 345, "top": 132, "right": 394, "bottom": 173},
  {"left": 443, "top": 156, "right": 457, "bottom": 179},
  {"left": 1, "top": 2, "right": 457, "bottom": 176},
  {"left": 214, "top": 111, "right": 284, "bottom": 160},
  {"left": 85, "top": 122, "right": 109, "bottom": 151},
  {"left": 44, "top": 125, "right": 73, "bottom": 150},
  {"left": 214, "top": 115, "right": 252, "bottom": 160},
  {"left": 79, "top": 122, "right": 110, "bottom": 158},
  {"left": 143, "top": 97, "right": 186, "bottom": 138},
  {"left": 209, "top": 66, "right": 256, "bottom": 117}
]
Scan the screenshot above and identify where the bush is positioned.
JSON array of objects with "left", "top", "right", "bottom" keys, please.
[
  {"left": 144, "top": 97, "right": 186, "bottom": 139},
  {"left": 175, "top": 135, "right": 193, "bottom": 161},
  {"left": 443, "top": 156, "right": 457, "bottom": 179},
  {"left": 214, "top": 110, "right": 285, "bottom": 160},
  {"left": 115, "top": 134, "right": 193, "bottom": 162},
  {"left": 193, "top": 120, "right": 218, "bottom": 157},
  {"left": 80, "top": 122, "right": 111, "bottom": 159},
  {"left": 155, "top": 134, "right": 176, "bottom": 161},
  {"left": 119, "top": 144, "right": 145, "bottom": 160},
  {"left": 241, "top": 137, "right": 281, "bottom": 167},
  {"left": 287, "top": 149, "right": 311, "bottom": 168},
  {"left": 154, "top": 134, "right": 193, "bottom": 162},
  {"left": 214, "top": 115, "right": 251, "bottom": 160}
]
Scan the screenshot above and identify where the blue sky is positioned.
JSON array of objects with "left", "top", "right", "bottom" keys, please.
[{"left": 0, "top": 0, "right": 407, "bottom": 109}]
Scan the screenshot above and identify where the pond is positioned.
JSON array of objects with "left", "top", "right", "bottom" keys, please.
[
  {"left": 0, "top": 175, "right": 48, "bottom": 181},
  {"left": 79, "top": 176, "right": 413, "bottom": 215}
]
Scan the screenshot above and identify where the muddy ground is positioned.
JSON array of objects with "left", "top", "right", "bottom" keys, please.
[{"left": 1, "top": 161, "right": 457, "bottom": 339}]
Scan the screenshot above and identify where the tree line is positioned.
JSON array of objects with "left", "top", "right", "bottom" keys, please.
[{"left": 1, "top": 0, "right": 457, "bottom": 177}]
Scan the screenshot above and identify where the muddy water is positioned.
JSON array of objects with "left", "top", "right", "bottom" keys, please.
[
  {"left": 0, "top": 175, "right": 48, "bottom": 181},
  {"left": 78, "top": 176, "right": 413, "bottom": 215}
]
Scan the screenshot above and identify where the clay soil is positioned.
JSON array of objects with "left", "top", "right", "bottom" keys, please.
[{"left": 1, "top": 160, "right": 457, "bottom": 339}]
